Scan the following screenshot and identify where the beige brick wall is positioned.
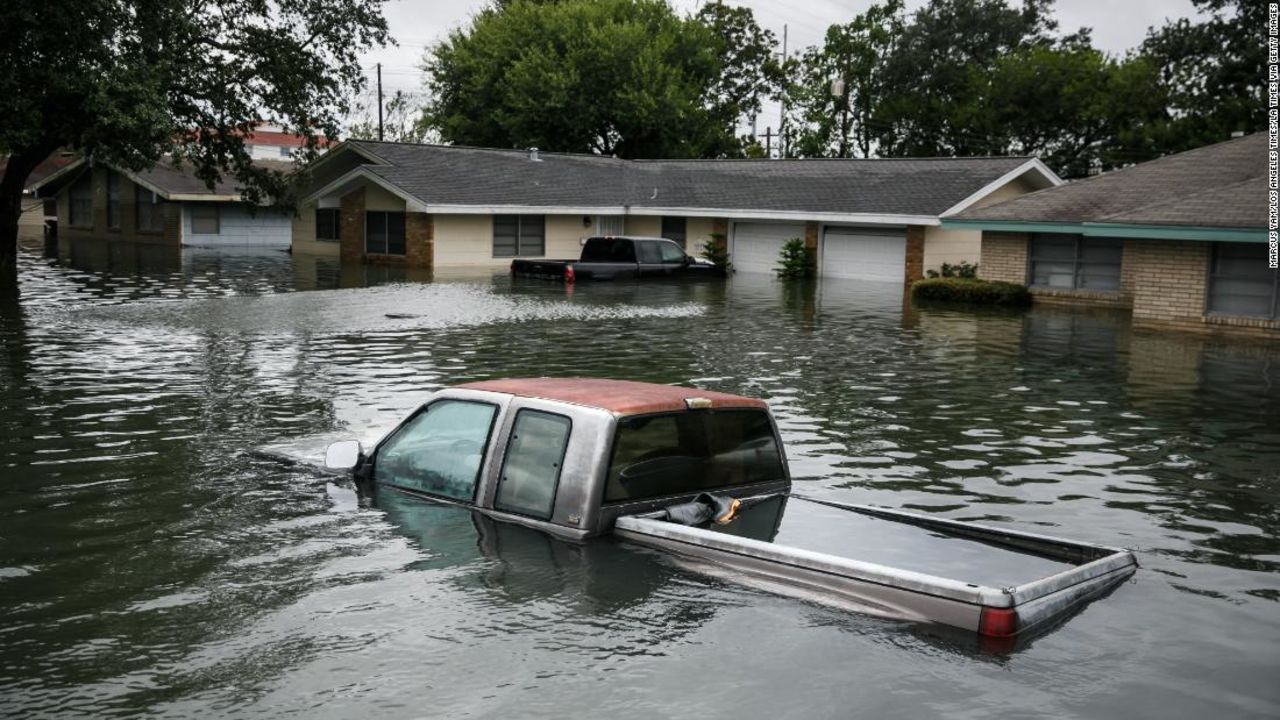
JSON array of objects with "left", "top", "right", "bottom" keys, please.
[
  {"left": 1128, "top": 239, "right": 1208, "bottom": 326},
  {"left": 977, "top": 232, "right": 1028, "bottom": 283}
]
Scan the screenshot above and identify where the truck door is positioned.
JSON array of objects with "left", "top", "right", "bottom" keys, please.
[
  {"left": 637, "top": 240, "right": 664, "bottom": 276},
  {"left": 658, "top": 240, "right": 688, "bottom": 275}
]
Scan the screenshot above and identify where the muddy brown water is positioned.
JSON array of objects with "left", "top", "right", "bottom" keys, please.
[{"left": 1, "top": 240, "right": 1278, "bottom": 718}]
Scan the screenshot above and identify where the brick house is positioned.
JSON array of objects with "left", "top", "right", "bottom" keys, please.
[
  {"left": 944, "top": 134, "right": 1275, "bottom": 335},
  {"left": 33, "top": 157, "right": 296, "bottom": 249},
  {"left": 291, "top": 141, "right": 1061, "bottom": 281}
]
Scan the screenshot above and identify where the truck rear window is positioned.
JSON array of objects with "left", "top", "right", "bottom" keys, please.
[
  {"left": 604, "top": 409, "right": 785, "bottom": 503},
  {"left": 581, "top": 237, "right": 636, "bottom": 263}
]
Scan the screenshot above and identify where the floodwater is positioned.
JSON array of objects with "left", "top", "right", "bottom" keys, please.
[{"left": 1, "top": 238, "right": 1278, "bottom": 719}]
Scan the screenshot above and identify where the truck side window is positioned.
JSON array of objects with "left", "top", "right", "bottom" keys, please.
[
  {"left": 659, "top": 241, "right": 685, "bottom": 264},
  {"left": 494, "top": 410, "right": 572, "bottom": 519},
  {"left": 374, "top": 400, "right": 497, "bottom": 502},
  {"left": 604, "top": 409, "right": 785, "bottom": 503},
  {"left": 637, "top": 241, "right": 662, "bottom": 264}
]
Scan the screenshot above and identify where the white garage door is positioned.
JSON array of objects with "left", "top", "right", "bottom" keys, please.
[
  {"left": 732, "top": 222, "right": 806, "bottom": 275},
  {"left": 821, "top": 226, "right": 906, "bottom": 281}
]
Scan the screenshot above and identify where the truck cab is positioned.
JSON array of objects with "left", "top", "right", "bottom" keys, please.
[{"left": 325, "top": 378, "right": 790, "bottom": 540}]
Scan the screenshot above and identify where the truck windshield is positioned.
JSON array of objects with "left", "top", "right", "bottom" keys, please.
[
  {"left": 604, "top": 409, "right": 785, "bottom": 503},
  {"left": 581, "top": 237, "right": 636, "bottom": 263}
]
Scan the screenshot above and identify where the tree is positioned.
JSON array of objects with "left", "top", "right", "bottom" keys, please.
[
  {"left": 424, "top": 0, "right": 769, "bottom": 158},
  {"left": 0, "top": 0, "right": 390, "bottom": 288},
  {"left": 786, "top": 1, "right": 904, "bottom": 158},
  {"left": 961, "top": 42, "right": 1169, "bottom": 177},
  {"left": 695, "top": 3, "right": 784, "bottom": 140},
  {"left": 347, "top": 91, "right": 433, "bottom": 144},
  {"left": 1141, "top": 0, "right": 1266, "bottom": 151},
  {"left": 872, "top": 0, "right": 1063, "bottom": 157}
]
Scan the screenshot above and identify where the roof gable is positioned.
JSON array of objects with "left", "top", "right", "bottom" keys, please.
[{"left": 951, "top": 133, "right": 1266, "bottom": 229}]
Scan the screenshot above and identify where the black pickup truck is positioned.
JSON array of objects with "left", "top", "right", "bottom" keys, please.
[{"left": 511, "top": 236, "right": 725, "bottom": 282}]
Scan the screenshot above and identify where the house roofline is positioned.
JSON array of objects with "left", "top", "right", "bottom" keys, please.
[{"left": 940, "top": 218, "right": 1268, "bottom": 242}]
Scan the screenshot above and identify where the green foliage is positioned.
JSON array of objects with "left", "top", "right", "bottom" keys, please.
[
  {"left": 786, "top": 1, "right": 904, "bottom": 158},
  {"left": 0, "top": 0, "right": 390, "bottom": 279},
  {"left": 425, "top": 0, "right": 777, "bottom": 158},
  {"left": 873, "top": 0, "right": 1061, "bottom": 158},
  {"left": 700, "top": 232, "right": 730, "bottom": 270},
  {"left": 1141, "top": 0, "right": 1265, "bottom": 152},
  {"left": 774, "top": 238, "right": 815, "bottom": 279},
  {"left": 911, "top": 278, "right": 1032, "bottom": 306},
  {"left": 925, "top": 261, "right": 978, "bottom": 279}
]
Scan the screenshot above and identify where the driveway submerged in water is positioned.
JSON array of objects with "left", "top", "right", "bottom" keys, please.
[{"left": 1, "top": 242, "right": 1278, "bottom": 719}]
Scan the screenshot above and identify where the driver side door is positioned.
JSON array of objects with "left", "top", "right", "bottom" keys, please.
[{"left": 373, "top": 399, "right": 499, "bottom": 502}]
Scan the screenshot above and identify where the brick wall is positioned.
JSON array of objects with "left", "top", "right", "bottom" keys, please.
[
  {"left": 405, "top": 212, "right": 434, "bottom": 269},
  {"left": 1128, "top": 239, "right": 1208, "bottom": 327},
  {"left": 1128, "top": 240, "right": 1280, "bottom": 334},
  {"left": 339, "top": 187, "right": 365, "bottom": 264},
  {"left": 977, "top": 232, "right": 1028, "bottom": 283},
  {"left": 905, "top": 225, "right": 925, "bottom": 283},
  {"left": 56, "top": 167, "right": 180, "bottom": 246}
]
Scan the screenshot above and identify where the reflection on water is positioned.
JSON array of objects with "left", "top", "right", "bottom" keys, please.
[{"left": 1, "top": 238, "right": 1278, "bottom": 719}]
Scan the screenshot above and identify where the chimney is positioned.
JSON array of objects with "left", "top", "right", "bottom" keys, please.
[{"left": 529, "top": 147, "right": 541, "bottom": 162}]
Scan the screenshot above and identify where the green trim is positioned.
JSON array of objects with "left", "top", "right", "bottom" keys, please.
[
  {"left": 941, "top": 219, "right": 1267, "bottom": 243},
  {"left": 1080, "top": 223, "right": 1266, "bottom": 242},
  {"left": 940, "top": 220, "right": 1082, "bottom": 234}
]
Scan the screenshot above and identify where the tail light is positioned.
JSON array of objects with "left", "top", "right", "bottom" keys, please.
[
  {"left": 978, "top": 607, "right": 1017, "bottom": 637},
  {"left": 565, "top": 264, "right": 576, "bottom": 284}
]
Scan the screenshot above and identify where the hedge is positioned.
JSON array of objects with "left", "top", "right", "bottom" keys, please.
[{"left": 910, "top": 278, "right": 1033, "bottom": 306}]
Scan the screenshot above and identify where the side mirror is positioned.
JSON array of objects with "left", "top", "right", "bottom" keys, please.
[{"left": 324, "top": 440, "right": 363, "bottom": 470}]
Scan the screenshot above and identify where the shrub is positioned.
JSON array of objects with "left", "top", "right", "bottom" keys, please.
[
  {"left": 925, "top": 261, "right": 978, "bottom": 279},
  {"left": 701, "top": 232, "right": 730, "bottom": 270},
  {"left": 775, "top": 237, "right": 815, "bottom": 279},
  {"left": 911, "top": 278, "right": 1032, "bottom": 306}
]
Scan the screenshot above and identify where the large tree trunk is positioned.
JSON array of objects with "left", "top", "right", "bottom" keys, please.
[{"left": 0, "top": 148, "right": 53, "bottom": 296}]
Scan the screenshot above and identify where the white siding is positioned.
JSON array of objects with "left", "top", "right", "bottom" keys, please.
[
  {"left": 923, "top": 226, "right": 981, "bottom": 274},
  {"left": 182, "top": 203, "right": 291, "bottom": 248}
]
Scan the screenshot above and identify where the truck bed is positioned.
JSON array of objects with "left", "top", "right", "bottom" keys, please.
[{"left": 613, "top": 494, "right": 1136, "bottom": 639}]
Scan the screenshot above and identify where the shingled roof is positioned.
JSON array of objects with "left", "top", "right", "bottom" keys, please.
[
  {"left": 951, "top": 133, "right": 1266, "bottom": 230},
  {"left": 33, "top": 156, "right": 296, "bottom": 201},
  {"left": 333, "top": 140, "right": 1057, "bottom": 219}
]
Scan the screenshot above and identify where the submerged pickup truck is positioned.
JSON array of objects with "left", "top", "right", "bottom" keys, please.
[
  {"left": 262, "top": 378, "right": 1136, "bottom": 644},
  {"left": 510, "top": 236, "right": 724, "bottom": 282}
]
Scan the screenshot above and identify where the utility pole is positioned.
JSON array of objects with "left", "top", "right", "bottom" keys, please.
[
  {"left": 377, "top": 62, "right": 384, "bottom": 142},
  {"left": 764, "top": 127, "right": 773, "bottom": 158},
  {"left": 779, "top": 25, "right": 787, "bottom": 159}
]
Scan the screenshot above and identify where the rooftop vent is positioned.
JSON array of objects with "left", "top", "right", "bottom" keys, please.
[{"left": 529, "top": 147, "right": 541, "bottom": 162}]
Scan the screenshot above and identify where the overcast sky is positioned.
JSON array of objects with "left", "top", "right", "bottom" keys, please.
[{"left": 359, "top": 0, "right": 1202, "bottom": 125}]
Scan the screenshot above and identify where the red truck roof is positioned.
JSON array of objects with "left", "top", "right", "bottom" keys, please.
[{"left": 457, "top": 377, "right": 767, "bottom": 416}]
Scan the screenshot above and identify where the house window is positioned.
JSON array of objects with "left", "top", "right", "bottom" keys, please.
[
  {"left": 661, "top": 216, "right": 687, "bottom": 248},
  {"left": 135, "top": 189, "right": 165, "bottom": 232},
  {"left": 315, "top": 208, "right": 340, "bottom": 242},
  {"left": 366, "top": 211, "right": 406, "bottom": 254},
  {"left": 106, "top": 171, "right": 121, "bottom": 230},
  {"left": 190, "top": 205, "right": 220, "bottom": 234},
  {"left": 596, "top": 215, "right": 625, "bottom": 237},
  {"left": 493, "top": 215, "right": 545, "bottom": 257},
  {"left": 494, "top": 410, "right": 572, "bottom": 520},
  {"left": 69, "top": 174, "right": 93, "bottom": 228},
  {"left": 1029, "top": 234, "right": 1122, "bottom": 291},
  {"left": 1207, "top": 243, "right": 1279, "bottom": 319}
]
